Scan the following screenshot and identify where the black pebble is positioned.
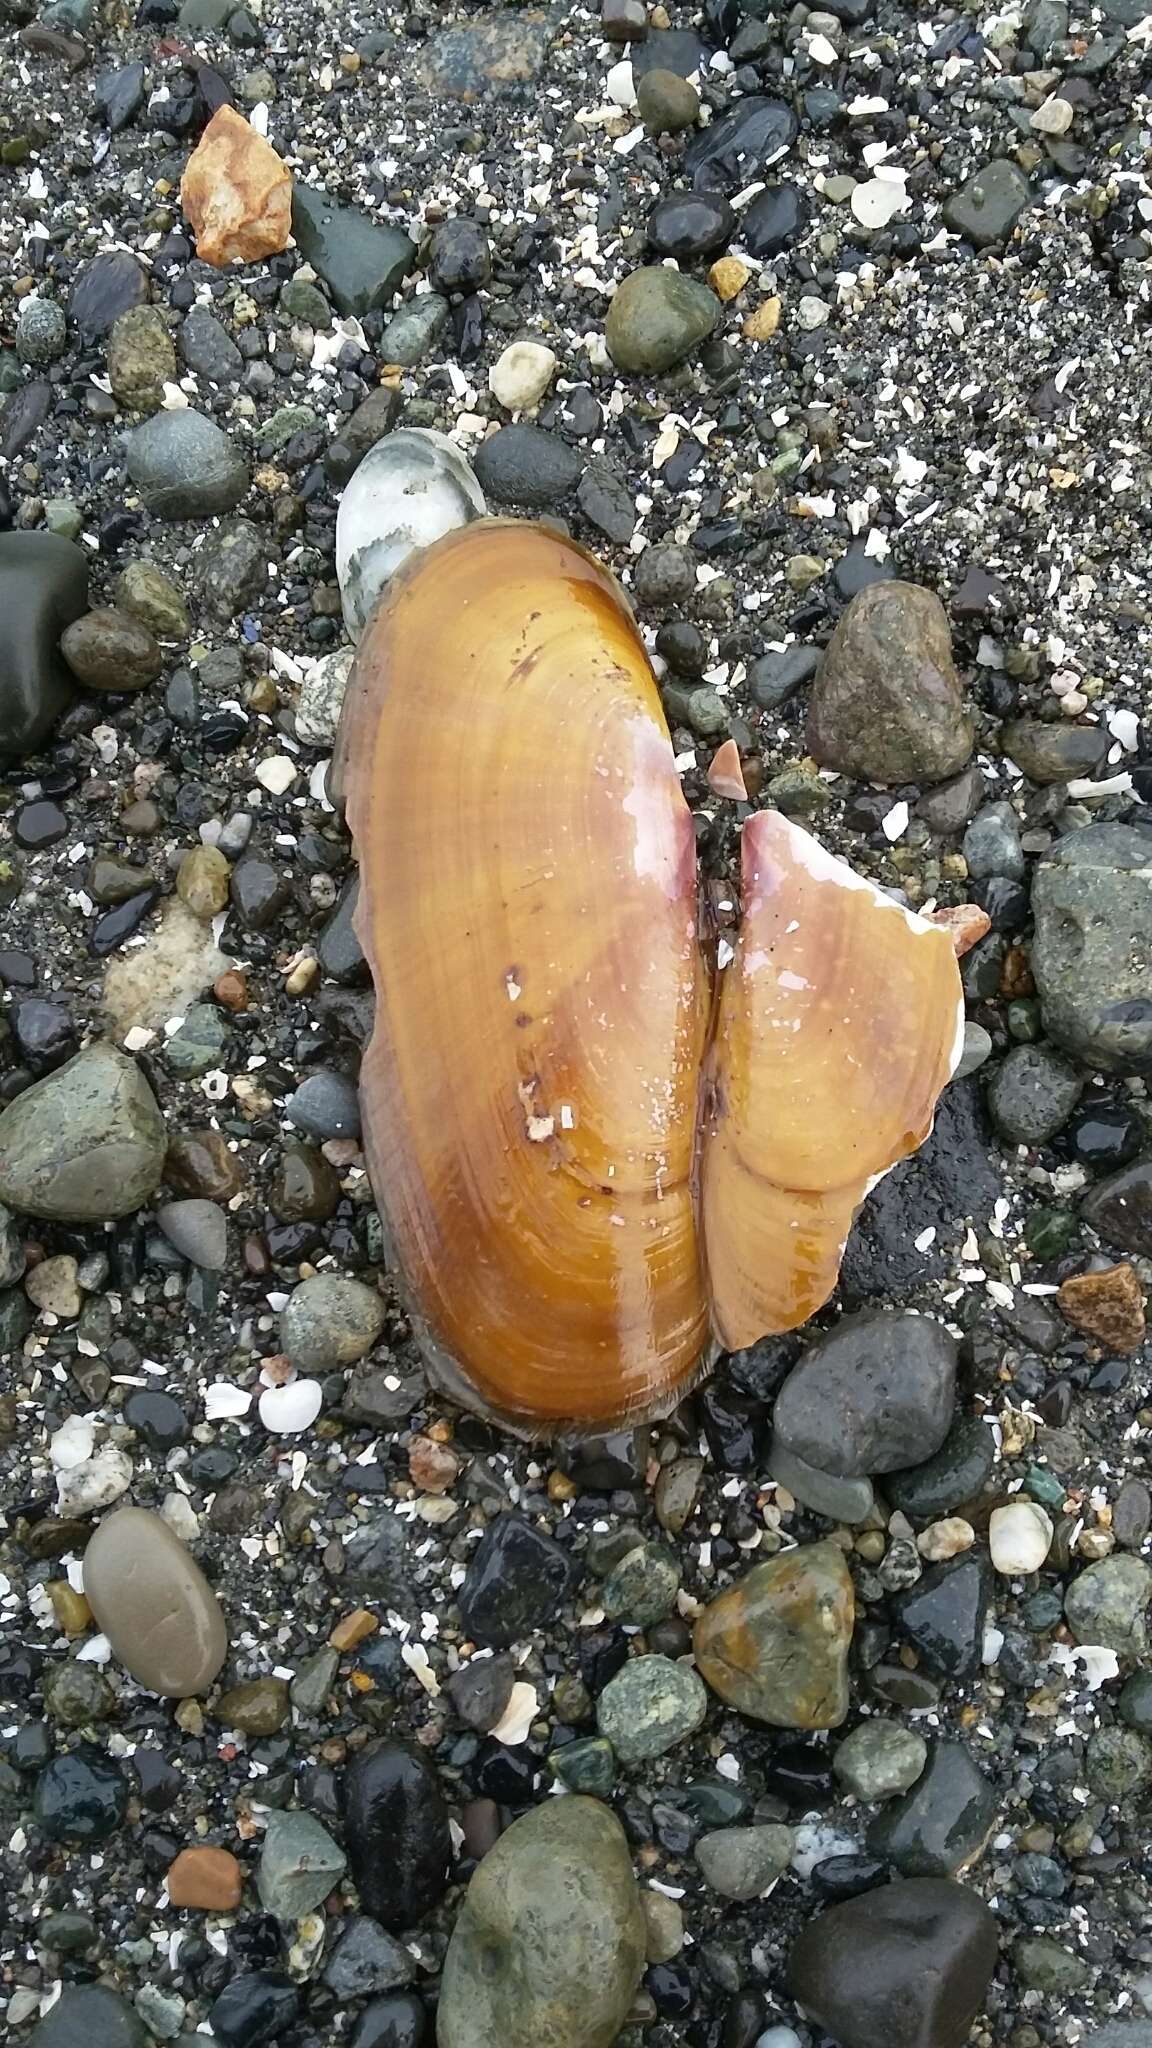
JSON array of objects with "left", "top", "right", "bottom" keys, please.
[{"left": 208, "top": 1971, "right": 300, "bottom": 2048}]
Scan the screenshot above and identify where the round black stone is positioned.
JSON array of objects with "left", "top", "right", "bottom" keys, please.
[{"left": 647, "top": 189, "right": 735, "bottom": 261}]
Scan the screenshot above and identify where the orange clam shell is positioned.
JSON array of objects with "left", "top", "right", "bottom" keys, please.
[
  {"left": 335, "top": 521, "right": 709, "bottom": 1430},
  {"left": 336, "top": 521, "right": 964, "bottom": 1432}
]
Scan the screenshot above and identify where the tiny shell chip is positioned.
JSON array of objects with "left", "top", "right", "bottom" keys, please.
[
  {"left": 851, "top": 177, "right": 909, "bottom": 230},
  {"left": 259, "top": 1378, "right": 324, "bottom": 1434},
  {"left": 180, "top": 105, "right": 293, "bottom": 268}
]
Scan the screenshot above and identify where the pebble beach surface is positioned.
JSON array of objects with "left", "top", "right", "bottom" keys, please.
[{"left": 2, "top": 2, "right": 1152, "bottom": 2047}]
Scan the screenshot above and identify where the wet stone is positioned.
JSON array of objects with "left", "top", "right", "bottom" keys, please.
[
  {"left": 281, "top": 1273, "right": 385, "bottom": 1370},
  {"left": 447, "top": 1653, "right": 516, "bottom": 1732},
  {"left": 1031, "top": 825, "right": 1152, "bottom": 1073},
  {"left": 29, "top": 1986, "right": 148, "bottom": 2048},
  {"left": 601, "top": 1543, "right": 681, "bottom": 1626},
  {"left": 291, "top": 185, "right": 415, "bottom": 318},
  {"left": 43, "top": 1661, "right": 115, "bottom": 1726},
  {"left": 683, "top": 94, "right": 797, "bottom": 191},
  {"left": 551, "top": 1736, "right": 615, "bottom": 1797},
  {"left": 324, "top": 1917, "right": 416, "bottom": 1999},
  {"left": 773, "top": 1310, "right": 957, "bottom": 1477},
  {"left": 646, "top": 190, "right": 735, "bottom": 262},
  {"left": 123, "top": 1388, "right": 188, "bottom": 1451},
  {"left": 769, "top": 1442, "right": 875, "bottom": 1523},
  {"left": 61, "top": 607, "right": 162, "bottom": 692},
  {"left": 1065, "top": 1555, "right": 1152, "bottom": 1659},
  {"left": 437, "top": 1797, "right": 646, "bottom": 2048},
  {"left": 417, "top": 11, "right": 561, "bottom": 98},
  {"left": 885, "top": 1416, "right": 996, "bottom": 1521},
  {"left": 891, "top": 1553, "right": 990, "bottom": 1678},
  {"left": 605, "top": 267, "right": 721, "bottom": 374},
  {"left": 867, "top": 1739, "right": 997, "bottom": 1876},
  {"left": 834, "top": 1720, "right": 928, "bottom": 1801},
  {"left": 0, "top": 532, "right": 88, "bottom": 759},
  {"left": 1002, "top": 717, "right": 1109, "bottom": 784},
  {"left": 943, "top": 158, "right": 1031, "bottom": 245},
  {"left": 35, "top": 1748, "right": 129, "bottom": 1842},
  {"left": 82, "top": 1506, "right": 227, "bottom": 1696},
  {"left": 0, "top": 1042, "right": 165, "bottom": 1221},
  {"left": 379, "top": 294, "right": 450, "bottom": 366},
  {"left": 166, "top": 1129, "right": 244, "bottom": 1201},
  {"left": 180, "top": 307, "right": 242, "bottom": 383},
  {"left": 694, "top": 1542, "right": 853, "bottom": 1728},
  {"left": 987, "top": 1043, "right": 1084, "bottom": 1147},
  {"left": 124, "top": 410, "right": 249, "bottom": 520},
  {"left": 473, "top": 422, "right": 582, "bottom": 510},
  {"left": 741, "top": 182, "right": 808, "bottom": 257},
  {"left": 343, "top": 1741, "right": 451, "bottom": 1929},
  {"left": 230, "top": 856, "right": 291, "bottom": 931},
  {"left": 208, "top": 1972, "right": 300, "bottom": 2048},
  {"left": 70, "top": 251, "right": 147, "bottom": 337},
  {"left": 257, "top": 1808, "right": 346, "bottom": 1917},
  {"left": 694, "top": 1823, "right": 794, "bottom": 1900},
  {"left": 197, "top": 519, "right": 267, "bottom": 618},
  {"left": 107, "top": 306, "right": 177, "bottom": 412},
  {"left": 217, "top": 1675, "right": 291, "bottom": 1735},
  {"left": 597, "top": 1654, "right": 708, "bottom": 1763},
  {"left": 163, "top": 1004, "right": 230, "bottom": 1080},
  {"left": 787, "top": 1878, "right": 999, "bottom": 2048},
  {"left": 458, "top": 1512, "right": 577, "bottom": 1647},
  {"left": 636, "top": 66, "right": 700, "bottom": 132},
  {"left": 808, "top": 581, "right": 973, "bottom": 785}
]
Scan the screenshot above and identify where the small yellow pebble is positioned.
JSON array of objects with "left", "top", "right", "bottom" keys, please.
[
  {"left": 329, "top": 1608, "right": 380, "bottom": 1651},
  {"left": 548, "top": 1470, "right": 578, "bottom": 1503},
  {"left": 709, "top": 257, "right": 751, "bottom": 302},
  {"left": 743, "top": 296, "right": 781, "bottom": 342},
  {"left": 46, "top": 1582, "right": 92, "bottom": 1637}
]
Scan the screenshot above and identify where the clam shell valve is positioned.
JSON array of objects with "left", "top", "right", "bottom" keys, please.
[{"left": 335, "top": 522, "right": 963, "bottom": 1432}]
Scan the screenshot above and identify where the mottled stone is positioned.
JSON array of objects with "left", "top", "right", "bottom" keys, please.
[
  {"left": 437, "top": 1797, "right": 646, "bottom": 2048},
  {"left": 694, "top": 1542, "right": 853, "bottom": 1728},
  {"left": 0, "top": 1043, "right": 165, "bottom": 1221},
  {"left": 257, "top": 1808, "right": 346, "bottom": 1918},
  {"left": 596, "top": 1654, "right": 708, "bottom": 1762},
  {"left": 809, "top": 582, "right": 973, "bottom": 784}
]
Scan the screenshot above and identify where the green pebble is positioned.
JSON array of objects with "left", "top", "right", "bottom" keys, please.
[{"left": 551, "top": 1736, "right": 616, "bottom": 1798}]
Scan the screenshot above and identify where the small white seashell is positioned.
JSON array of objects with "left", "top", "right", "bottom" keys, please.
[{"left": 258, "top": 1378, "right": 323, "bottom": 1434}]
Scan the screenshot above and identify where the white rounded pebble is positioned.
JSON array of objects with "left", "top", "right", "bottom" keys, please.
[
  {"left": 259, "top": 1377, "right": 323, "bottom": 1434},
  {"left": 756, "top": 2029, "right": 803, "bottom": 2048},
  {"left": 606, "top": 59, "right": 636, "bottom": 108},
  {"left": 1031, "top": 95, "right": 1073, "bottom": 136},
  {"left": 57, "top": 1447, "right": 134, "bottom": 1515},
  {"left": 851, "top": 177, "right": 908, "bottom": 229},
  {"left": 489, "top": 339, "right": 559, "bottom": 413},
  {"left": 50, "top": 1413, "right": 95, "bottom": 1470},
  {"left": 917, "top": 1516, "right": 975, "bottom": 1562},
  {"left": 989, "top": 1498, "right": 1053, "bottom": 1575}
]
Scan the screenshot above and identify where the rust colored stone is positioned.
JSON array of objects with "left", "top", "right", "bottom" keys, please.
[
  {"left": 408, "top": 1435, "right": 462, "bottom": 1493},
  {"left": 167, "top": 1844, "right": 244, "bottom": 1910},
  {"left": 180, "top": 106, "right": 292, "bottom": 268},
  {"left": 214, "top": 969, "right": 250, "bottom": 1011},
  {"left": 1059, "top": 1262, "right": 1146, "bottom": 1355}
]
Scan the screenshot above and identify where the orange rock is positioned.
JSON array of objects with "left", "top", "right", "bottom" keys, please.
[
  {"left": 214, "top": 969, "right": 250, "bottom": 1011},
  {"left": 1059, "top": 1262, "right": 1146, "bottom": 1355},
  {"left": 928, "top": 903, "right": 991, "bottom": 958},
  {"left": 329, "top": 1607, "right": 379, "bottom": 1651},
  {"left": 167, "top": 1844, "right": 243, "bottom": 1911},
  {"left": 180, "top": 106, "right": 292, "bottom": 268}
]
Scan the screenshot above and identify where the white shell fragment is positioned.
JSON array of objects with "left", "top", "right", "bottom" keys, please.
[
  {"left": 851, "top": 177, "right": 909, "bottom": 229},
  {"left": 989, "top": 1499, "right": 1053, "bottom": 1575},
  {"left": 489, "top": 1681, "right": 539, "bottom": 1746},
  {"left": 259, "top": 1378, "right": 324, "bottom": 1434}
]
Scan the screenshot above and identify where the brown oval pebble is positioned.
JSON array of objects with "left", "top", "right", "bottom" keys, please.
[
  {"left": 83, "top": 1506, "right": 228, "bottom": 1697},
  {"left": 167, "top": 1844, "right": 243, "bottom": 1910}
]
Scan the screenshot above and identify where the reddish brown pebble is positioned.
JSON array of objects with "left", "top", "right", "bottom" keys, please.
[
  {"left": 1059, "top": 1262, "right": 1146, "bottom": 1355},
  {"left": 167, "top": 1844, "right": 243, "bottom": 1910},
  {"left": 214, "top": 970, "right": 250, "bottom": 1011},
  {"left": 408, "top": 1435, "right": 462, "bottom": 1493}
]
